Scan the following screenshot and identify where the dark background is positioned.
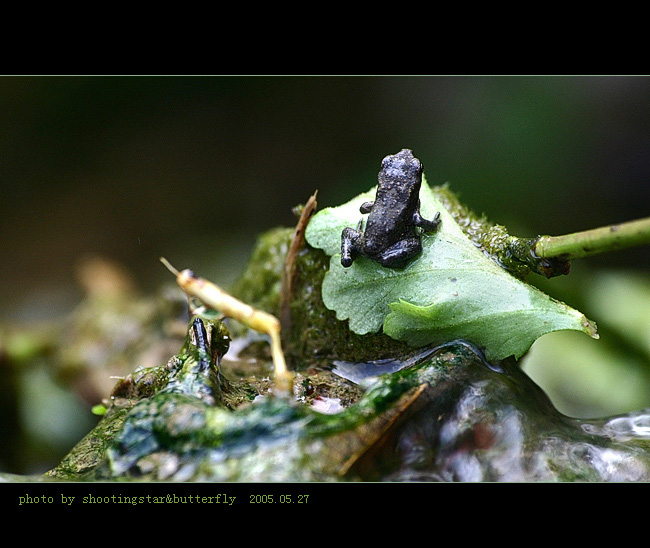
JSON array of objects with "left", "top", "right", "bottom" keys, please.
[
  {"left": 1, "top": 76, "right": 648, "bottom": 319},
  {"left": 1, "top": 75, "right": 650, "bottom": 473}
]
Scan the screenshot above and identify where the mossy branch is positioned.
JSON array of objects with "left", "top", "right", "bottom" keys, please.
[{"left": 534, "top": 216, "right": 650, "bottom": 260}]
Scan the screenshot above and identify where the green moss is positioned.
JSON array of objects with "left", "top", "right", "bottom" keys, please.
[
  {"left": 229, "top": 226, "right": 292, "bottom": 315},
  {"left": 47, "top": 404, "right": 133, "bottom": 480},
  {"left": 434, "top": 184, "right": 532, "bottom": 278},
  {"left": 434, "top": 184, "right": 569, "bottom": 278},
  {"left": 286, "top": 246, "right": 412, "bottom": 369}
]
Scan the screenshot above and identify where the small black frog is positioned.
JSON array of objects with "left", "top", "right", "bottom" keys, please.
[{"left": 341, "top": 148, "right": 440, "bottom": 268}]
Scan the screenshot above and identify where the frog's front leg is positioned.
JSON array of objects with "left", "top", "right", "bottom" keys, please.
[
  {"left": 359, "top": 202, "right": 375, "bottom": 214},
  {"left": 376, "top": 237, "right": 423, "bottom": 269},
  {"left": 341, "top": 226, "right": 364, "bottom": 267},
  {"left": 360, "top": 201, "right": 374, "bottom": 214},
  {"left": 413, "top": 210, "right": 441, "bottom": 232}
]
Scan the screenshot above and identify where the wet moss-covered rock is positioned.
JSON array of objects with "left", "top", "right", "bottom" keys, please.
[
  {"left": 286, "top": 245, "right": 413, "bottom": 369},
  {"left": 44, "top": 334, "right": 650, "bottom": 482},
  {"left": 8, "top": 184, "right": 650, "bottom": 482},
  {"left": 229, "top": 226, "right": 291, "bottom": 318}
]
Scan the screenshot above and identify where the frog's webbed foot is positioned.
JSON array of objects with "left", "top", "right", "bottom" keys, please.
[
  {"left": 414, "top": 210, "right": 441, "bottom": 232},
  {"left": 341, "top": 226, "right": 363, "bottom": 267},
  {"left": 377, "top": 237, "right": 422, "bottom": 269}
]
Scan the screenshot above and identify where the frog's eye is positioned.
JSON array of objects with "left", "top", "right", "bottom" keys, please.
[
  {"left": 381, "top": 155, "right": 392, "bottom": 169},
  {"left": 413, "top": 158, "right": 423, "bottom": 174}
]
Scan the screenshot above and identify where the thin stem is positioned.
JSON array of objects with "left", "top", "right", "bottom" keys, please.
[{"left": 534, "top": 216, "right": 650, "bottom": 259}]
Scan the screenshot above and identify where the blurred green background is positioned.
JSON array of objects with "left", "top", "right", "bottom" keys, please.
[{"left": 1, "top": 75, "right": 650, "bottom": 473}]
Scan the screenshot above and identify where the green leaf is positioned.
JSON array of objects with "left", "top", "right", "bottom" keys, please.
[
  {"left": 91, "top": 404, "right": 107, "bottom": 416},
  {"left": 305, "top": 178, "right": 598, "bottom": 361}
]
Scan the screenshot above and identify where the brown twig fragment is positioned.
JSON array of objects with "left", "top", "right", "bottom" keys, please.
[{"left": 279, "top": 190, "right": 318, "bottom": 334}]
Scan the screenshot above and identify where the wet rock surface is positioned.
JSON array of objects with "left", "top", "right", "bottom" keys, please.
[
  {"left": 39, "top": 333, "right": 650, "bottom": 482},
  {"left": 373, "top": 347, "right": 650, "bottom": 482}
]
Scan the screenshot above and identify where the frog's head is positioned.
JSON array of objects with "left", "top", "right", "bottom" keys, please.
[{"left": 380, "top": 148, "right": 423, "bottom": 186}]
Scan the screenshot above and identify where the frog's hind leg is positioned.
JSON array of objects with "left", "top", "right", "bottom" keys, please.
[
  {"left": 414, "top": 210, "right": 441, "bottom": 232},
  {"left": 341, "top": 226, "right": 363, "bottom": 267},
  {"left": 377, "top": 237, "right": 422, "bottom": 269}
]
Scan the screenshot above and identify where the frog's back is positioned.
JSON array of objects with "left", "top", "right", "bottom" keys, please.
[{"left": 364, "top": 180, "right": 420, "bottom": 252}]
